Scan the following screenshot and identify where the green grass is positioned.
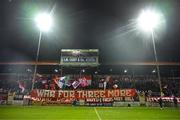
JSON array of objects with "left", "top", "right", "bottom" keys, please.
[{"left": 0, "top": 106, "right": 179, "bottom": 120}]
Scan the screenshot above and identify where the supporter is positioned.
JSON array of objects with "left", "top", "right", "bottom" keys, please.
[
  {"left": 0, "top": 73, "right": 180, "bottom": 97},
  {"left": 72, "top": 98, "right": 77, "bottom": 106},
  {"left": 173, "top": 97, "right": 178, "bottom": 108},
  {"left": 158, "top": 97, "right": 163, "bottom": 109}
]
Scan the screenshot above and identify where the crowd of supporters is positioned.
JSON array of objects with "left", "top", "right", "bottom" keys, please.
[{"left": 0, "top": 73, "right": 179, "bottom": 97}]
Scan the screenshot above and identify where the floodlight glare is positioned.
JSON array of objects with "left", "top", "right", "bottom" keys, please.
[
  {"left": 35, "top": 13, "right": 53, "bottom": 32},
  {"left": 137, "top": 10, "right": 162, "bottom": 32}
]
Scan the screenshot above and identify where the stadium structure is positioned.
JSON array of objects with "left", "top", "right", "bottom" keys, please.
[{"left": 0, "top": 49, "right": 179, "bottom": 107}]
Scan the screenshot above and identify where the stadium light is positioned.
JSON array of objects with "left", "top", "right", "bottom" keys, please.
[
  {"left": 54, "top": 69, "right": 59, "bottom": 73},
  {"left": 152, "top": 69, "right": 156, "bottom": 73},
  {"left": 137, "top": 9, "right": 164, "bottom": 97},
  {"left": 35, "top": 13, "right": 53, "bottom": 32},
  {"left": 26, "top": 68, "right": 32, "bottom": 73},
  {"left": 137, "top": 10, "right": 162, "bottom": 32},
  {"left": 79, "top": 69, "right": 85, "bottom": 78},
  {"left": 31, "top": 13, "right": 53, "bottom": 90},
  {"left": 82, "top": 69, "right": 85, "bottom": 73},
  {"left": 124, "top": 69, "right": 128, "bottom": 73}
]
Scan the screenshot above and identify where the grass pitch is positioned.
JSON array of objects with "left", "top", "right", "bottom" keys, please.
[{"left": 0, "top": 106, "right": 179, "bottom": 120}]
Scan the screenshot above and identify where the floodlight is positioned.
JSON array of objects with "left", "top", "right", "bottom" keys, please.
[
  {"left": 137, "top": 8, "right": 165, "bottom": 96},
  {"left": 152, "top": 69, "right": 156, "bottom": 73},
  {"left": 35, "top": 13, "right": 53, "bottom": 32},
  {"left": 32, "top": 13, "right": 53, "bottom": 90},
  {"left": 137, "top": 9, "right": 162, "bottom": 32}
]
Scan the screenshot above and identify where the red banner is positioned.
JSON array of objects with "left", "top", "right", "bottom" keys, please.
[{"left": 30, "top": 89, "right": 136, "bottom": 104}]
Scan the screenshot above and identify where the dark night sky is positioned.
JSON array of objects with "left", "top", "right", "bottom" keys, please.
[{"left": 1, "top": 0, "right": 180, "bottom": 63}]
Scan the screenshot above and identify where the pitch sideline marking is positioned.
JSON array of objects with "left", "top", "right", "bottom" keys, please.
[{"left": 94, "top": 107, "right": 102, "bottom": 120}]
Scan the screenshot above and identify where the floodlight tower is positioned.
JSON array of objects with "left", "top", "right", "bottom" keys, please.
[
  {"left": 31, "top": 13, "right": 53, "bottom": 90},
  {"left": 137, "top": 9, "right": 164, "bottom": 96}
]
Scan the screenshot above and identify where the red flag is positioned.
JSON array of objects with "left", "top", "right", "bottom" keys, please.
[
  {"left": 79, "top": 78, "right": 88, "bottom": 87},
  {"left": 82, "top": 75, "right": 92, "bottom": 85}
]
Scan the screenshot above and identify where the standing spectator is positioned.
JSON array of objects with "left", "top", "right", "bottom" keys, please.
[
  {"left": 173, "top": 97, "right": 178, "bottom": 108},
  {"left": 158, "top": 97, "right": 163, "bottom": 109}
]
